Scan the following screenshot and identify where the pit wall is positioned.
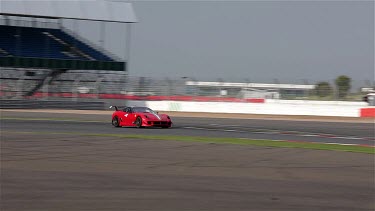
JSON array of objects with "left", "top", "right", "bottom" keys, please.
[{"left": 126, "top": 100, "right": 374, "bottom": 118}]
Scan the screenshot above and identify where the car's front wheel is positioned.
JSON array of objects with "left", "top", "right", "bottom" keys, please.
[
  {"left": 112, "top": 116, "right": 120, "bottom": 127},
  {"left": 161, "top": 123, "right": 172, "bottom": 128}
]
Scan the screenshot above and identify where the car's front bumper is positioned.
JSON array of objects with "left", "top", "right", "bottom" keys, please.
[{"left": 144, "top": 121, "right": 172, "bottom": 127}]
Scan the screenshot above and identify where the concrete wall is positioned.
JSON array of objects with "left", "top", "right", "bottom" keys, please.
[{"left": 127, "top": 100, "right": 372, "bottom": 118}]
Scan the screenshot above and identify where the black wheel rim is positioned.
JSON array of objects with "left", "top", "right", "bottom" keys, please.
[
  {"left": 136, "top": 118, "right": 141, "bottom": 127},
  {"left": 112, "top": 118, "right": 118, "bottom": 126}
]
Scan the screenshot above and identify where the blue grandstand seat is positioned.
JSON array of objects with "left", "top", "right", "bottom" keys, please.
[
  {"left": 51, "top": 30, "right": 112, "bottom": 61},
  {"left": 0, "top": 25, "right": 113, "bottom": 61}
]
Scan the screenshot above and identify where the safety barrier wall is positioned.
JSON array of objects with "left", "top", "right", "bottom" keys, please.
[
  {"left": 0, "top": 99, "right": 105, "bottom": 110},
  {"left": 1, "top": 97, "right": 372, "bottom": 117},
  {"left": 360, "top": 108, "right": 375, "bottom": 117},
  {"left": 127, "top": 100, "right": 371, "bottom": 118}
]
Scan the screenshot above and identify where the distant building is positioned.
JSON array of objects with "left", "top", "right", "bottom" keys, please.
[
  {"left": 361, "top": 87, "right": 375, "bottom": 93},
  {"left": 185, "top": 81, "right": 315, "bottom": 99}
]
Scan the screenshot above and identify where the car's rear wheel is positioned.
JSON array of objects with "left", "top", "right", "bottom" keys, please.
[
  {"left": 135, "top": 117, "right": 142, "bottom": 128},
  {"left": 112, "top": 116, "right": 120, "bottom": 127}
]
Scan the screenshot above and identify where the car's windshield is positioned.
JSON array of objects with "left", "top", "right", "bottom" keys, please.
[{"left": 132, "top": 107, "right": 156, "bottom": 114}]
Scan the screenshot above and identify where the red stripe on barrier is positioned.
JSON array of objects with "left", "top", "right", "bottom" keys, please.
[
  {"left": 245, "top": 98, "right": 265, "bottom": 103},
  {"left": 360, "top": 108, "right": 375, "bottom": 117}
]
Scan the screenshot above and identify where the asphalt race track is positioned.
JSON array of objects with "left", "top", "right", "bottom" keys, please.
[
  {"left": 2, "top": 110, "right": 374, "bottom": 146},
  {"left": 1, "top": 110, "right": 374, "bottom": 211}
]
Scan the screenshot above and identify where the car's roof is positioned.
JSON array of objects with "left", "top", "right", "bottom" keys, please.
[
  {"left": 126, "top": 106, "right": 154, "bottom": 110},
  {"left": 118, "top": 106, "right": 153, "bottom": 110}
]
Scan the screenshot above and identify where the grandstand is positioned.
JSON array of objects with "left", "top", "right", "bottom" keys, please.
[
  {"left": 0, "top": 25, "right": 113, "bottom": 61},
  {"left": 0, "top": 0, "right": 136, "bottom": 98},
  {"left": 0, "top": 1, "right": 315, "bottom": 103}
]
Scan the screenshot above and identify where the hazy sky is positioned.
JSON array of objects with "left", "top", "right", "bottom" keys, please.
[{"left": 62, "top": 1, "right": 374, "bottom": 86}]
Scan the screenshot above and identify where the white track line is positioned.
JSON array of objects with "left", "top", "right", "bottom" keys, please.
[{"left": 182, "top": 126, "right": 373, "bottom": 142}]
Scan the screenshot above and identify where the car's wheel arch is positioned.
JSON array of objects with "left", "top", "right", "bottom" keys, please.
[
  {"left": 134, "top": 116, "right": 143, "bottom": 128},
  {"left": 112, "top": 115, "right": 120, "bottom": 127}
]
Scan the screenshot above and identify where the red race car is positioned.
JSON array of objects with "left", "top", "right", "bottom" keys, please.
[{"left": 110, "top": 106, "right": 172, "bottom": 128}]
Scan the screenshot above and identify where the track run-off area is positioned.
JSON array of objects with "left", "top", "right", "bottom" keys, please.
[{"left": 1, "top": 109, "right": 374, "bottom": 211}]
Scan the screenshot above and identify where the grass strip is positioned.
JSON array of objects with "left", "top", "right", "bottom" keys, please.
[
  {"left": 4, "top": 130, "right": 374, "bottom": 154},
  {"left": 88, "top": 133, "right": 374, "bottom": 154}
]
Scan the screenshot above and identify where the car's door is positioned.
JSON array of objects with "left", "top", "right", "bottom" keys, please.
[
  {"left": 119, "top": 107, "right": 132, "bottom": 126},
  {"left": 126, "top": 108, "right": 137, "bottom": 126},
  {"left": 114, "top": 110, "right": 125, "bottom": 126},
  {"left": 121, "top": 107, "right": 135, "bottom": 126}
]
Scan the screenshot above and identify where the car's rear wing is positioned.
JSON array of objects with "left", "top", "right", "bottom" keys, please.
[{"left": 109, "top": 105, "right": 119, "bottom": 111}]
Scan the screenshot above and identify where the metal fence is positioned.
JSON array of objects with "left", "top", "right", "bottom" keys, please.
[
  {"left": 0, "top": 68, "right": 371, "bottom": 102},
  {"left": 0, "top": 68, "right": 186, "bottom": 100}
]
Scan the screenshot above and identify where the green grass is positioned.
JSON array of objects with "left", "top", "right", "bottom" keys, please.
[
  {"left": 87, "top": 134, "right": 373, "bottom": 154},
  {"left": 9, "top": 131, "right": 369, "bottom": 154}
]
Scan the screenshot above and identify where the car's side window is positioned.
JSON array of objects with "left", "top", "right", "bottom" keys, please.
[{"left": 124, "top": 107, "right": 132, "bottom": 113}]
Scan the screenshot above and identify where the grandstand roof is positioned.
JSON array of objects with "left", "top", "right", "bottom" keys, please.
[{"left": 0, "top": 0, "right": 137, "bottom": 23}]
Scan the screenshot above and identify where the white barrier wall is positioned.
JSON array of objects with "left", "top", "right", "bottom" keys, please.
[{"left": 128, "top": 100, "right": 368, "bottom": 117}]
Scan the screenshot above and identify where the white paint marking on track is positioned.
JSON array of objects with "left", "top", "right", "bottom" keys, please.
[
  {"left": 183, "top": 126, "right": 218, "bottom": 131},
  {"left": 208, "top": 124, "right": 364, "bottom": 141},
  {"left": 184, "top": 126, "right": 247, "bottom": 133},
  {"left": 253, "top": 131, "right": 279, "bottom": 135},
  {"left": 347, "top": 137, "right": 366, "bottom": 140},
  {"left": 182, "top": 125, "right": 372, "bottom": 143},
  {"left": 232, "top": 138, "right": 373, "bottom": 147},
  {"left": 329, "top": 136, "right": 375, "bottom": 142},
  {"left": 210, "top": 124, "right": 242, "bottom": 127},
  {"left": 332, "top": 136, "right": 359, "bottom": 140},
  {"left": 332, "top": 136, "right": 354, "bottom": 140}
]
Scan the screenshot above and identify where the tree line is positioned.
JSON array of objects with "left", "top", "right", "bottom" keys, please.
[{"left": 315, "top": 75, "right": 352, "bottom": 99}]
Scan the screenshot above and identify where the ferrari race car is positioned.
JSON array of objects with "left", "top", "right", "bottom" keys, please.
[{"left": 110, "top": 106, "right": 172, "bottom": 128}]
